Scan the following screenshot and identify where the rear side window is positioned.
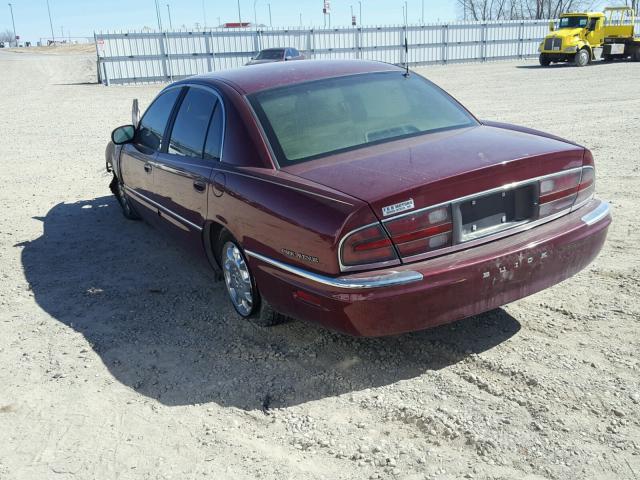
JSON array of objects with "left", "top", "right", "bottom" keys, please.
[
  {"left": 168, "top": 88, "right": 218, "bottom": 158},
  {"left": 203, "top": 103, "right": 224, "bottom": 161},
  {"left": 136, "top": 88, "right": 181, "bottom": 151}
]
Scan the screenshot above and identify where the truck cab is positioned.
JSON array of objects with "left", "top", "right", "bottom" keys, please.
[{"left": 539, "top": 7, "right": 640, "bottom": 67}]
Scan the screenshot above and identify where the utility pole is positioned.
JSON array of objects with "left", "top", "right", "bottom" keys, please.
[
  {"left": 268, "top": 3, "right": 272, "bottom": 27},
  {"left": 421, "top": 0, "right": 424, "bottom": 24},
  {"left": 253, "top": 0, "right": 258, "bottom": 26},
  {"left": 237, "top": 0, "right": 242, "bottom": 23},
  {"left": 166, "top": 4, "right": 173, "bottom": 30},
  {"left": 350, "top": 4, "right": 353, "bottom": 26},
  {"left": 154, "top": 0, "right": 163, "bottom": 31},
  {"left": 202, "top": 0, "right": 207, "bottom": 27},
  {"left": 46, "top": 0, "right": 55, "bottom": 41},
  {"left": 299, "top": 12, "right": 302, "bottom": 26},
  {"left": 8, "top": 3, "right": 17, "bottom": 47},
  {"left": 358, "top": 1, "right": 362, "bottom": 26}
]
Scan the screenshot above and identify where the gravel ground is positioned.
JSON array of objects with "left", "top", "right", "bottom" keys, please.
[{"left": 0, "top": 50, "right": 638, "bottom": 480}]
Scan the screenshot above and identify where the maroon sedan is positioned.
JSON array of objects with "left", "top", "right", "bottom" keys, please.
[{"left": 106, "top": 60, "right": 611, "bottom": 337}]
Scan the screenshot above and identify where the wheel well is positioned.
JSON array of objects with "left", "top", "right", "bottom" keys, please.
[{"left": 203, "top": 221, "right": 227, "bottom": 271}]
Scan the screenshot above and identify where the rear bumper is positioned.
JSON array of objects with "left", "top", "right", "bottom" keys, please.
[{"left": 248, "top": 199, "right": 611, "bottom": 337}]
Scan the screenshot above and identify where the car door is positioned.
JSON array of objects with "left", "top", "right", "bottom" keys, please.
[
  {"left": 152, "top": 85, "right": 222, "bottom": 237},
  {"left": 119, "top": 87, "right": 182, "bottom": 213}
]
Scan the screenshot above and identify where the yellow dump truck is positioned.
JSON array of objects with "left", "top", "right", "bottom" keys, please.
[{"left": 539, "top": 7, "right": 640, "bottom": 66}]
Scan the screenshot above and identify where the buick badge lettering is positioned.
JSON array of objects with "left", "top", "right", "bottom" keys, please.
[{"left": 483, "top": 250, "right": 549, "bottom": 279}]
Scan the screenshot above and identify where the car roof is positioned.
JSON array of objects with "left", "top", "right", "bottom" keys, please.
[{"left": 186, "top": 59, "right": 402, "bottom": 95}]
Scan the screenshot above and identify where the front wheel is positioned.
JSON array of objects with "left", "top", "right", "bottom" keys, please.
[
  {"left": 109, "top": 175, "right": 140, "bottom": 220},
  {"left": 574, "top": 49, "right": 590, "bottom": 67},
  {"left": 539, "top": 54, "right": 551, "bottom": 67}
]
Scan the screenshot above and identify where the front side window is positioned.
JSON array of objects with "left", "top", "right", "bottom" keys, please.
[
  {"left": 558, "top": 16, "right": 588, "bottom": 28},
  {"left": 136, "top": 88, "right": 181, "bottom": 151},
  {"left": 249, "top": 72, "right": 477, "bottom": 166},
  {"left": 168, "top": 88, "right": 218, "bottom": 158}
]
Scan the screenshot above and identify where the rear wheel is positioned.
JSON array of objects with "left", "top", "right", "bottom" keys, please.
[
  {"left": 539, "top": 54, "right": 551, "bottom": 67},
  {"left": 632, "top": 47, "right": 640, "bottom": 62},
  {"left": 218, "top": 233, "right": 289, "bottom": 327},
  {"left": 109, "top": 175, "right": 140, "bottom": 220},
  {"left": 574, "top": 48, "right": 590, "bottom": 67}
]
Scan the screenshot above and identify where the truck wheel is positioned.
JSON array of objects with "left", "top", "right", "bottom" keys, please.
[
  {"left": 218, "top": 233, "right": 289, "bottom": 327},
  {"left": 574, "top": 49, "right": 590, "bottom": 67},
  {"left": 109, "top": 174, "right": 140, "bottom": 220},
  {"left": 632, "top": 47, "right": 640, "bottom": 62},
  {"left": 539, "top": 54, "right": 551, "bottom": 67}
]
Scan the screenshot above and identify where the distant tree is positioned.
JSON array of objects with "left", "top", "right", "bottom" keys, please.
[
  {"left": 456, "top": 0, "right": 599, "bottom": 20},
  {"left": 0, "top": 29, "right": 14, "bottom": 43},
  {"left": 624, "top": 0, "right": 638, "bottom": 13}
]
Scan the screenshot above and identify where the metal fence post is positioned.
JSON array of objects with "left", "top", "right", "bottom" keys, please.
[
  {"left": 518, "top": 21, "right": 524, "bottom": 59},
  {"left": 481, "top": 23, "right": 487, "bottom": 61},
  {"left": 205, "top": 30, "right": 214, "bottom": 72},
  {"left": 307, "top": 29, "right": 314, "bottom": 58},
  {"left": 441, "top": 24, "right": 448, "bottom": 64}
]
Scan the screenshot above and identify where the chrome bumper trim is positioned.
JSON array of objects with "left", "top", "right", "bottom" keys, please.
[
  {"left": 581, "top": 201, "right": 610, "bottom": 226},
  {"left": 245, "top": 250, "right": 423, "bottom": 289}
]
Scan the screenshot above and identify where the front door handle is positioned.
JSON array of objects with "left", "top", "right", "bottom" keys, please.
[
  {"left": 143, "top": 163, "right": 152, "bottom": 173},
  {"left": 193, "top": 180, "right": 206, "bottom": 192}
]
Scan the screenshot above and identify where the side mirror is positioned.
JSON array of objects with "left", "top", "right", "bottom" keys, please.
[
  {"left": 112, "top": 125, "right": 135, "bottom": 145},
  {"left": 549, "top": 21, "right": 555, "bottom": 31},
  {"left": 132, "top": 98, "right": 140, "bottom": 128}
]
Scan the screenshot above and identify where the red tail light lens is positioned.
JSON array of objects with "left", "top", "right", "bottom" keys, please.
[
  {"left": 340, "top": 224, "right": 399, "bottom": 267},
  {"left": 538, "top": 167, "right": 594, "bottom": 217},
  {"left": 384, "top": 205, "right": 453, "bottom": 258},
  {"left": 572, "top": 167, "right": 595, "bottom": 209}
]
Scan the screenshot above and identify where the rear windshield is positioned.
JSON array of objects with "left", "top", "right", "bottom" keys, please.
[
  {"left": 249, "top": 71, "right": 477, "bottom": 166},
  {"left": 256, "top": 49, "right": 284, "bottom": 60}
]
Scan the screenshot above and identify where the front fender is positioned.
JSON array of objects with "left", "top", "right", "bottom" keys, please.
[{"left": 105, "top": 141, "right": 123, "bottom": 177}]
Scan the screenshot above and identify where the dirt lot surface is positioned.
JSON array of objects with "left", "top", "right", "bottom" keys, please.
[{"left": 0, "top": 50, "right": 638, "bottom": 480}]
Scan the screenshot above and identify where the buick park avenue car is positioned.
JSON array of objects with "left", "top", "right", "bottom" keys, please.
[{"left": 105, "top": 60, "right": 611, "bottom": 337}]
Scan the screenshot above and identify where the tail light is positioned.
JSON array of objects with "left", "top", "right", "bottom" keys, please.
[
  {"left": 340, "top": 224, "right": 399, "bottom": 268},
  {"left": 538, "top": 166, "right": 594, "bottom": 218},
  {"left": 384, "top": 205, "right": 453, "bottom": 258}
]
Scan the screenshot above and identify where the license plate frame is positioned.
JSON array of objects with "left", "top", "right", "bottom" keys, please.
[{"left": 453, "top": 184, "right": 536, "bottom": 243}]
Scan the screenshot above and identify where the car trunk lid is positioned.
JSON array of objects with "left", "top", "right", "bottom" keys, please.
[{"left": 282, "top": 125, "right": 585, "bottom": 221}]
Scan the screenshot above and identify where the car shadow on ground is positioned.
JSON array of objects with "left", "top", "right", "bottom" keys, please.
[{"left": 20, "top": 196, "right": 521, "bottom": 410}]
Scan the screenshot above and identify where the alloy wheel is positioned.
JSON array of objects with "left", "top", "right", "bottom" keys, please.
[{"left": 222, "top": 241, "right": 254, "bottom": 317}]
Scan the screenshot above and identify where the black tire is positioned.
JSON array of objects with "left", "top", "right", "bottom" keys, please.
[
  {"left": 574, "top": 49, "right": 590, "bottom": 67},
  {"left": 217, "top": 232, "right": 289, "bottom": 327},
  {"left": 109, "top": 175, "right": 140, "bottom": 220},
  {"left": 632, "top": 47, "right": 640, "bottom": 62},
  {"left": 539, "top": 54, "right": 551, "bottom": 67}
]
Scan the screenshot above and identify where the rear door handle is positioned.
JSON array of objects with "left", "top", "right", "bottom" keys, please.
[
  {"left": 143, "top": 163, "right": 152, "bottom": 173},
  {"left": 193, "top": 180, "right": 206, "bottom": 192}
]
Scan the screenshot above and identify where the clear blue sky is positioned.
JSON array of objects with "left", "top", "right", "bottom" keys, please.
[{"left": 2, "top": 0, "right": 457, "bottom": 43}]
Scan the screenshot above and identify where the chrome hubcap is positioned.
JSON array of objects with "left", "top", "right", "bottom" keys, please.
[{"left": 222, "top": 242, "right": 253, "bottom": 316}]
